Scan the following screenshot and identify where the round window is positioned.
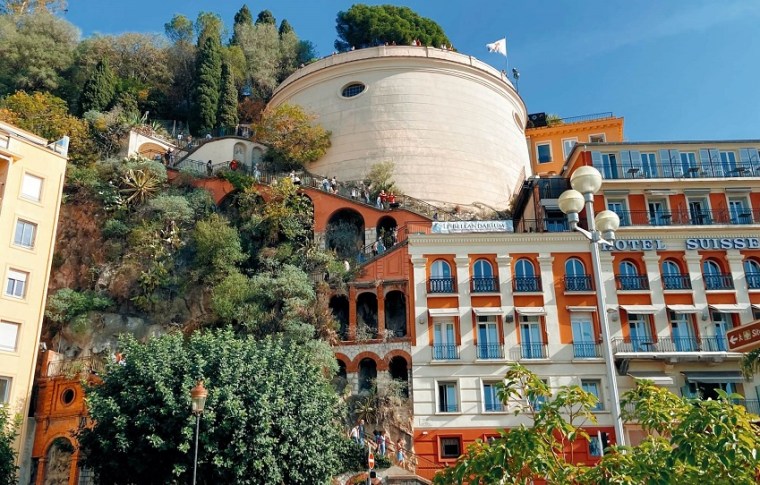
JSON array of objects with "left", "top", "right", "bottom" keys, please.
[
  {"left": 341, "top": 82, "right": 366, "bottom": 98},
  {"left": 61, "top": 388, "right": 75, "bottom": 405}
]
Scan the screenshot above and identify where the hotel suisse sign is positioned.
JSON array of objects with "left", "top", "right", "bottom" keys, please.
[{"left": 602, "top": 237, "right": 760, "bottom": 251}]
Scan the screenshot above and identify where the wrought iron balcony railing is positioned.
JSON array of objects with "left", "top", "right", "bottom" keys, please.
[
  {"left": 746, "top": 272, "right": 760, "bottom": 289},
  {"left": 477, "top": 344, "right": 504, "bottom": 360},
  {"left": 573, "top": 342, "right": 602, "bottom": 358},
  {"left": 597, "top": 159, "right": 760, "bottom": 180},
  {"left": 615, "top": 274, "right": 650, "bottom": 291},
  {"left": 432, "top": 344, "right": 460, "bottom": 360},
  {"left": 564, "top": 275, "right": 593, "bottom": 292},
  {"left": 514, "top": 276, "right": 542, "bottom": 292},
  {"left": 611, "top": 208, "right": 760, "bottom": 227},
  {"left": 472, "top": 277, "right": 499, "bottom": 293},
  {"left": 703, "top": 273, "right": 734, "bottom": 290},
  {"left": 613, "top": 336, "right": 732, "bottom": 353},
  {"left": 663, "top": 273, "right": 691, "bottom": 290},
  {"left": 520, "top": 343, "right": 547, "bottom": 359},
  {"left": 428, "top": 277, "right": 456, "bottom": 293}
]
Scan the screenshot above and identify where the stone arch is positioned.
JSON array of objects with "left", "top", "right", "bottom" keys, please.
[
  {"left": 326, "top": 208, "right": 365, "bottom": 259},
  {"left": 233, "top": 142, "right": 248, "bottom": 169},
  {"left": 388, "top": 354, "right": 410, "bottom": 397},
  {"left": 351, "top": 351, "right": 385, "bottom": 371},
  {"left": 329, "top": 295, "right": 350, "bottom": 340},
  {"left": 356, "top": 292, "right": 378, "bottom": 338},
  {"left": 333, "top": 357, "right": 349, "bottom": 394},
  {"left": 384, "top": 290, "right": 407, "bottom": 337},
  {"left": 44, "top": 436, "right": 75, "bottom": 484},
  {"left": 376, "top": 215, "right": 398, "bottom": 247},
  {"left": 357, "top": 357, "right": 378, "bottom": 393},
  {"left": 137, "top": 142, "right": 166, "bottom": 160},
  {"left": 251, "top": 146, "right": 264, "bottom": 166}
]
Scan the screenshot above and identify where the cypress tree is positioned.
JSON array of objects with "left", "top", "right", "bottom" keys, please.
[
  {"left": 193, "top": 35, "right": 222, "bottom": 136},
  {"left": 79, "top": 59, "right": 116, "bottom": 114},
  {"left": 255, "top": 10, "right": 275, "bottom": 26},
  {"left": 217, "top": 61, "right": 238, "bottom": 134},
  {"left": 278, "top": 19, "right": 293, "bottom": 36}
]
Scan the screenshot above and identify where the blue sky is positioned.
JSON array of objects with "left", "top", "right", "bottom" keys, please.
[{"left": 65, "top": 0, "right": 760, "bottom": 141}]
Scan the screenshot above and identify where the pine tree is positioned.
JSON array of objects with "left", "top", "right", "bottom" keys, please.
[
  {"left": 255, "top": 10, "right": 275, "bottom": 26},
  {"left": 79, "top": 59, "right": 116, "bottom": 113},
  {"left": 193, "top": 35, "right": 222, "bottom": 135},
  {"left": 217, "top": 61, "right": 238, "bottom": 134},
  {"left": 278, "top": 19, "right": 293, "bottom": 36},
  {"left": 230, "top": 4, "right": 253, "bottom": 45}
]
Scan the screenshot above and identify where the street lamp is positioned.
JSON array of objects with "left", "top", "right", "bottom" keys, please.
[
  {"left": 558, "top": 166, "right": 626, "bottom": 447},
  {"left": 190, "top": 380, "right": 208, "bottom": 485}
]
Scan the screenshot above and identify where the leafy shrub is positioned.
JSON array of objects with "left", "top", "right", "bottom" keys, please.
[
  {"left": 46, "top": 289, "right": 113, "bottom": 324},
  {"left": 192, "top": 214, "right": 245, "bottom": 279},
  {"left": 102, "top": 219, "right": 130, "bottom": 239},
  {"left": 147, "top": 195, "right": 194, "bottom": 223}
]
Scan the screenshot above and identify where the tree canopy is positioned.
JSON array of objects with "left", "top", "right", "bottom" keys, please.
[
  {"left": 252, "top": 104, "right": 331, "bottom": 169},
  {"left": 334, "top": 4, "right": 451, "bottom": 51},
  {"left": 434, "top": 364, "right": 760, "bottom": 485},
  {"left": 78, "top": 330, "right": 347, "bottom": 484}
]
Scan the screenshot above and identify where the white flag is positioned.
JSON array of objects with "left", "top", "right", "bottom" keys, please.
[{"left": 486, "top": 38, "right": 507, "bottom": 56}]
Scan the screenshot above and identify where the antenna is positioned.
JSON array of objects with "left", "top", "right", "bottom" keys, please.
[{"left": 512, "top": 68, "right": 520, "bottom": 92}]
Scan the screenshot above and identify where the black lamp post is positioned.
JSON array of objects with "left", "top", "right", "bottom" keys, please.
[{"left": 190, "top": 380, "right": 208, "bottom": 485}]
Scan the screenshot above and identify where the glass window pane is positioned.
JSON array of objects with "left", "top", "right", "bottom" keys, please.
[
  {"left": 21, "top": 174, "right": 43, "bottom": 201},
  {"left": 0, "top": 322, "right": 18, "bottom": 352}
]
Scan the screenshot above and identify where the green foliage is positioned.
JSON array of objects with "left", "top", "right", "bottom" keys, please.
[
  {"left": 45, "top": 288, "right": 113, "bottom": 334},
  {"left": 0, "top": 406, "right": 18, "bottom": 484},
  {"left": 364, "top": 161, "right": 400, "bottom": 197},
  {"left": 195, "top": 11, "right": 224, "bottom": 49},
  {"left": 334, "top": 4, "right": 451, "bottom": 51},
  {"left": 256, "top": 10, "right": 275, "bottom": 26},
  {"left": 102, "top": 219, "right": 130, "bottom": 239},
  {"left": 78, "top": 330, "right": 345, "bottom": 484},
  {"left": 79, "top": 59, "right": 116, "bottom": 113},
  {"left": 217, "top": 61, "right": 238, "bottom": 132},
  {"left": 278, "top": 19, "right": 293, "bottom": 36},
  {"left": 742, "top": 348, "right": 760, "bottom": 378},
  {"left": 193, "top": 35, "right": 222, "bottom": 135},
  {"left": 230, "top": 4, "right": 253, "bottom": 46},
  {"left": 164, "top": 14, "right": 194, "bottom": 45},
  {"left": 434, "top": 365, "right": 760, "bottom": 485},
  {"left": 192, "top": 214, "right": 245, "bottom": 280},
  {"left": 252, "top": 104, "right": 331, "bottom": 168},
  {"left": 147, "top": 195, "right": 194, "bottom": 224}
]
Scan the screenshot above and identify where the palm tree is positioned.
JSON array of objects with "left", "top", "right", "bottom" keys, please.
[
  {"left": 742, "top": 348, "right": 760, "bottom": 377},
  {"left": 120, "top": 169, "right": 161, "bottom": 205}
]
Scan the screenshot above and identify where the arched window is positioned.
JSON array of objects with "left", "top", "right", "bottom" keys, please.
[
  {"left": 703, "top": 259, "right": 731, "bottom": 290},
  {"left": 430, "top": 260, "right": 453, "bottom": 293},
  {"left": 472, "top": 259, "right": 496, "bottom": 292},
  {"left": 514, "top": 259, "right": 539, "bottom": 292},
  {"left": 702, "top": 259, "right": 721, "bottom": 277},
  {"left": 744, "top": 259, "right": 760, "bottom": 289},
  {"left": 662, "top": 259, "right": 680, "bottom": 276},
  {"left": 564, "top": 258, "right": 591, "bottom": 291},
  {"left": 617, "top": 260, "right": 646, "bottom": 290}
]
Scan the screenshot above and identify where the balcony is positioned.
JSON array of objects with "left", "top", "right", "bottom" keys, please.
[
  {"left": 432, "top": 344, "right": 460, "bottom": 360},
  {"left": 477, "top": 343, "right": 504, "bottom": 360},
  {"left": 46, "top": 356, "right": 106, "bottom": 378},
  {"left": 704, "top": 273, "right": 734, "bottom": 290},
  {"left": 746, "top": 272, "right": 760, "bottom": 289},
  {"left": 564, "top": 275, "right": 593, "bottom": 292},
  {"left": 520, "top": 342, "right": 547, "bottom": 359},
  {"left": 597, "top": 159, "right": 760, "bottom": 181},
  {"left": 616, "top": 274, "right": 650, "bottom": 291},
  {"left": 612, "top": 209, "right": 760, "bottom": 227},
  {"left": 484, "top": 400, "right": 504, "bottom": 412},
  {"left": 573, "top": 342, "right": 602, "bottom": 358},
  {"left": 514, "top": 276, "right": 542, "bottom": 293},
  {"left": 625, "top": 399, "right": 760, "bottom": 416},
  {"left": 429, "top": 277, "right": 456, "bottom": 293},
  {"left": 472, "top": 277, "right": 499, "bottom": 293},
  {"left": 613, "top": 336, "right": 733, "bottom": 354},
  {"left": 663, "top": 273, "right": 691, "bottom": 290},
  {"left": 513, "top": 217, "right": 570, "bottom": 233}
]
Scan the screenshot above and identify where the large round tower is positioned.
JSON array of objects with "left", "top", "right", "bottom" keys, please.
[{"left": 269, "top": 46, "right": 530, "bottom": 209}]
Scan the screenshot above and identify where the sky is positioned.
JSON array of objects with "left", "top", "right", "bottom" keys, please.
[{"left": 63, "top": 0, "right": 760, "bottom": 141}]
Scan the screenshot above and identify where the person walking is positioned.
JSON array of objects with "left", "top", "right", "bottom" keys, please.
[
  {"left": 396, "top": 438, "right": 405, "bottom": 466},
  {"left": 206, "top": 160, "right": 213, "bottom": 176},
  {"left": 350, "top": 424, "right": 360, "bottom": 444},
  {"left": 358, "top": 419, "right": 366, "bottom": 446},
  {"left": 377, "top": 430, "right": 387, "bottom": 456}
]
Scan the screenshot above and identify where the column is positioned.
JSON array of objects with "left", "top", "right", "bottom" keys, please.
[
  {"left": 643, "top": 252, "right": 666, "bottom": 336},
  {"left": 455, "top": 256, "right": 473, "bottom": 353},
  {"left": 726, "top": 250, "right": 752, "bottom": 324},
  {"left": 348, "top": 285, "right": 357, "bottom": 341},
  {"left": 537, "top": 254, "right": 557, "bottom": 352},
  {"left": 411, "top": 256, "right": 428, "bottom": 349},
  {"left": 684, "top": 252, "right": 708, "bottom": 337},
  {"left": 496, "top": 255, "right": 514, "bottom": 351},
  {"left": 377, "top": 285, "right": 386, "bottom": 338}
]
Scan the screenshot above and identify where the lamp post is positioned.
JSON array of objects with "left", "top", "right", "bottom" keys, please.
[
  {"left": 190, "top": 380, "right": 208, "bottom": 485},
  {"left": 558, "top": 166, "right": 625, "bottom": 447}
]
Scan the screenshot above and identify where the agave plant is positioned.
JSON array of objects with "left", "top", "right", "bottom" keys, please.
[{"left": 120, "top": 169, "right": 161, "bottom": 206}]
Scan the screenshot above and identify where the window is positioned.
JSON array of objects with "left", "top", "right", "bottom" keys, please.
[
  {"left": 728, "top": 197, "right": 751, "bottom": 224},
  {"left": 514, "top": 259, "right": 539, "bottom": 292},
  {"left": 680, "top": 152, "right": 698, "bottom": 175},
  {"left": 600, "top": 153, "right": 619, "bottom": 179},
  {"left": 688, "top": 197, "right": 711, "bottom": 225},
  {"left": 589, "top": 134, "right": 605, "bottom": 143},
  {"left": 565, "top": 258, "right": 591, "bottom": 291},
  {"left": 589, "top": 432, "right": 609, "bottom": 457},
  {"left": 571, "top": 313, "right": 596, "bottom": 358},
  {"left": 641, "top": 152, "right": 658, "bottom": 177},
  {"left": 662, "top": 259, "right": 689, "bottom": 289},
  {"left": 21, "top": 173, "right": 43, "bottom": 201},
  {"left": 536, "top": 143, "right": 552, "bottom": 163},
  {"left": 0, "top": 322, "right": 19, "bottom": 352},
  {"left": 431, "top": 260, "right": 451, "bottom": 278},
  {"left": 5, "top": 269, "right": 27, "bottom": 298},
  {"left": 607, "top": 199, "right": 629, "bottom": 226},
  {"left": 430, "top": 260, "right": 453, "bottom": 293},
  {"left": 699, "top": 148, "right": 721, "bottom": 176},
  {"left": 562, "top": 138, "right": 578, "bottom": 159},
  {"left": 659, "top": 148, "right": 681, "bottom": 177},
  {"left": 438, "top": 382, "right": 458, "bottom": 413},
  {"left": 703, "top": 259, "right": 731, "bottom": 290},
  {"left": 483, "top": 382, "right": 503, "bottom": 412},
  {"left": 0, "top": 377, "right": 10, "bottom": 404},
  {"left": 477, "top": 316, "right": 501, "bottom": 359},
  {"left": 581, "top": 379, "right": 603, "bottom": 410},
  {"left": 744, "top": 259, "right": 760, "bottom": 289},
  {"left": 433, "top": 320, "right": 458, "bottom": 360},
  {"left": 647, "top": 199, "right": 670, "bottom": 226},
  {"left": 440, "top": 437, "right": 462, "bottom": 458},
  {"left": 472, "top": 259, "right": 496, "bottom": 292},
  {"left": 13, "top": 219, "right": 37, "bottom": 248},
  {"left": 617, "top": 260, "right": 647, "bottom": 290},
  {"left": 628, "top": 314, "right": 652, "bottom": 352},
  {"left": 720, "top": 150, "right": 738, "bottom": 174},
  {"left": 520, "top": 314, "right": 544, "bottom": 359},
  {"left": 341, "top": 82, "right": 366, "bottom": 98},
  {"left": 530, "top": 379, "right": 548, "bottom": 410},
  {"left": 710, "top": 312, "right": 732, "bottom": 351},
  {"left": 670, "top": 311, "right": 697, "bottom": 351}
]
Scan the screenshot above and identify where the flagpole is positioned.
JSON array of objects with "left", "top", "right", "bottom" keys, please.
[{"left": 504, "top": 35, "right": 509, "bottom": 78}]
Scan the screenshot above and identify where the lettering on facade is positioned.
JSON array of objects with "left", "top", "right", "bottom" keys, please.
[
  {"left": 431, "top": 220, "right": 513, "bottom": 234},
  {"left": 601, "top": 239, "right": 667, "bottom": 251},
  {"left": 684, "top": 238, "right": 760, "bottom": 250}
]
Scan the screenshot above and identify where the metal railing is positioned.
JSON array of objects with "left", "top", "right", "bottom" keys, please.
[
  {"left": 746, "top": 272, "right": 760, "bottom": 289},
  {"left": 513, "top": 217, "right": 570, "bottom": 233},
  {"left": 471, "top": 277, "right": 499, "bottom": 293},
  {"left": 704, "top": 273, "right": 734, "bottom": 290},
  {"left": 663, "top": 273, "right": 692, "bottom": 290},
  {"left": 625, "top": 399, "right": 760, "bottom": 416},
  {"left": 573, "top": 342, "right": 602, "bottom": 358},
  {"left": 432, "top": 344, "right": 460, "bottom": 360},
  {"left": 428, "top": 277, "right": 456, "bottom": 293},
  {"left": 564, "top": 275, "right": 593, "bottom": 292},
  {"left": 484, "top": 399, "right": 504, "bottom": 412},
  {"left": 514, "top": 276, "right": 542, "bottom": 292},
  {"left": 615, "top": 275, "right": 650, "bottom": 291},
  {"left": 46, "top": 356, "right": 106, "bottom": 378},
  {"left": 613, "top": 336, "right": 732, "bottom": 353},
  {"left": 477, "top": 344, "right": 504, "bottom": 360},
  {"left": 560, "top": 112, "right": 614, "bottom": 124},
  {"left": 612, "top": 209, "right": 760, "bottom": 227},
  {"left": 520, "top": 343, "right": 547, "bottom": 359},
  {"left": 596, "top": 159, "right": 760, "bottom": 180}
]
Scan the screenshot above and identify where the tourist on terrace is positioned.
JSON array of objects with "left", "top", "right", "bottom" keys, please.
[
  {"left": 321, "top": 176, "right": 330, "bottom": 191},
  {"left": 330, "top": 176, "right": 338, "bottom": 193},
  {"left": 206, "top": 160, "right": 213, "bottom": 176},
  {"left": 396, "top": 438, "right": 405, "bottom": 465}
]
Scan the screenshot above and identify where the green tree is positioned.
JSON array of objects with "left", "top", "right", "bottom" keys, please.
[
  {"left": 255, "top": 9, "right": 275, "bottom": 26},
  {"left": 334, "top": 4, "right": 451, "bottom": 52},
  {"left": 0, "top": 0, "right": 65, "bottom": 15},
  {"left": 230, "top": 4, "right": 253, "bottom": 46},
  {"left": 195, "top": 11, "right": 223, "bottom": 49},
  {"left": 192, "top": 213, "right": 245, "bottom": 281},
  {"left": 79, "top": 59, "right": 116, "bottom": 113},
  {"left": 278, "top": 19, "right": 293, "bottom": 36},
  {"left": 78, "top": 330, "right": 346, "bottom": 485},
  {"left": 434, "top": 364, "right": 760, "bottom": 485},
  {"left": 164, "top": 14, "right": 196, "bottom": 120},
  {"left": 0, "top": 406, "right": 18, "bottom": 484},
  {"left": 164, "top": 13, "right": 194, "bottom": 45},
  {"left": 217, "top": 61, "right": 238, "bottom": 133},
  {"left": 193, "top": 35, "right": 222, "bottom": 135},
  {"left": 252, "top": 104, "right": 331, "bottom": 169}
]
